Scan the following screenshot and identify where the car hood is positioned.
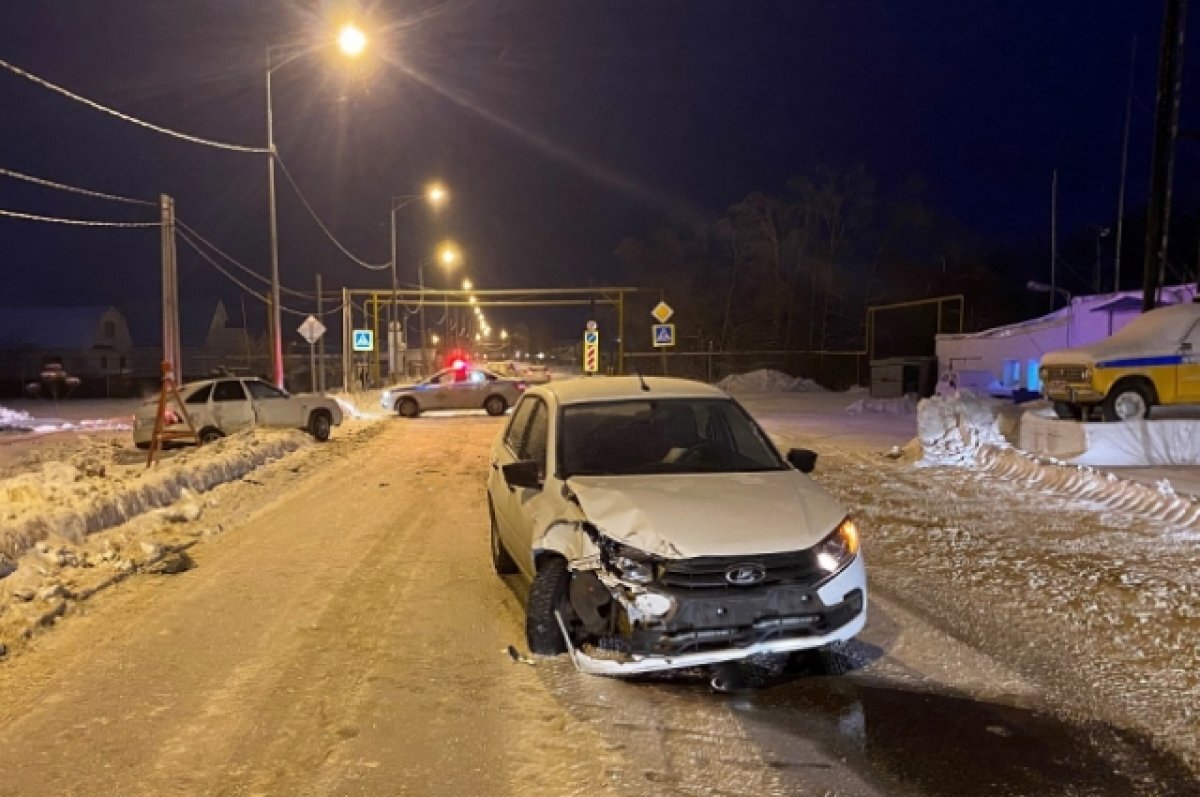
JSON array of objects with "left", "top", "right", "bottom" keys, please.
[
  {"left": 566, "top": 471, "right": 846, "bottom": 558},
  {"left": 1041, "top": 336, "right": 1175, "bottom": 367}
]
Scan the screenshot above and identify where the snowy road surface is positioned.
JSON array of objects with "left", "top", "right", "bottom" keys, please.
[{"left": 0, "top": 411, "right": 1197, "bottom": 795}]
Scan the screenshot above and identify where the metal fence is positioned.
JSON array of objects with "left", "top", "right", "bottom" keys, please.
[{"left": 621, "top": 350, "right": 867, "bottom": 390}]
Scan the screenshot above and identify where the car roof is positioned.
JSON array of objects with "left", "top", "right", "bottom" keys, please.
[{"left": 535, "top": 376, "right": 727, "bottom": 405}]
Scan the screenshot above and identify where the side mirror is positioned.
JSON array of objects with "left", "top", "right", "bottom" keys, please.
[
  {"left": 786, "top": 448, "right": 818, "bottom": 474},
  {"left": 503, "top": 460, "right": 543, "bottom": 490}
]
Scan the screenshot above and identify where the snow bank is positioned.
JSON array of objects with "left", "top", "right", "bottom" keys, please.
[
  {"left": 916, "top": 395, "right": 1009, "bottom": 466},
  {"left": 717, "top": 369, "right": 825, "bottom": 394},
  {"left": 1022, "top": 413, "right": 1200, "bottom": 467},
  {"left": 917, "top": 395, "right": 1200, "bottom": 528},
  {"left": 0, "top": 430, "right": 309, "bottom": 563},
  {"left": 845, "top": 395, "right": 919, "bottom": 415},
  {"left": 0, "top": 406, "right": 34, "bottom": 431},
  {"left": 330, "top": 391, "right": 387, "bottom": 420}
]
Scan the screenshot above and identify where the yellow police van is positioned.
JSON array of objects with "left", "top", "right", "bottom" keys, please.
[{"left": 1040, "top": 302, "right": 1200, "bottom": 422}]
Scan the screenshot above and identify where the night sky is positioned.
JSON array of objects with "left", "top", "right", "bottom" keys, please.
[{"left": 0, "top": 1, "right": 1188, "bottom": 340}]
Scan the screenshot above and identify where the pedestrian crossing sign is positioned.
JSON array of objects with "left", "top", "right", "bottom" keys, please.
[
  {"left": 652, "top": 324, "right": 675, "bottom": 347},
  {"left": 352, "top": 329, "right": 375, "bottom": 352}
]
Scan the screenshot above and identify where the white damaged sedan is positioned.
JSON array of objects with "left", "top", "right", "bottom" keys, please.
[{"left": 487, "top": 376, "right": 866, "bottom": 678}]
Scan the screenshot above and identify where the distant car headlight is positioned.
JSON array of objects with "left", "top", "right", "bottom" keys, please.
[{"left": 814, "top": 517, "right": 859, "bottom": 574}]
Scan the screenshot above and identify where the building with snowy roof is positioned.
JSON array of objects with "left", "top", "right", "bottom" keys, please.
[
  {"left": 0, "top": 305, "right": 135, "bottom": 390},
  {"left": 935, "top": 285, "right": 1198, "bottom": 396}
]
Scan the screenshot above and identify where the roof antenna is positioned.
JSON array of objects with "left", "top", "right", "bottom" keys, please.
[{"left": 635, "top": 367, "right": 650, "bottom": 392}]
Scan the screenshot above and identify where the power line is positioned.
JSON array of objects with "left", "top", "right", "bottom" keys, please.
[
  {"left": 177, "top": 227, "right": 343, "bottom": 318},
  {"left": 273, "top": 152, "right": 391, "bottom": 271},
  {"left": 0, "top": 207, "right": 157, "bottom": 227},
  {"left": 0, "top": 56, "right": 270, "bottom": 154},
  {"left": 176, "top": 217, "right": 311, "bottom": 299},
  {"left": 0, "top": 166, "right": 155, "bottom": 206}
]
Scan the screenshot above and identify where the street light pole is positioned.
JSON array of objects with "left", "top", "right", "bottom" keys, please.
[
  {"left": 265, "top": 48, "right": 284, "bottom": 389},
  {"left": 418, "top": 260, "right": 428, "bottom": 376},
  {"left": 390, "top": 198, "right": 400, "bottom": 379}
]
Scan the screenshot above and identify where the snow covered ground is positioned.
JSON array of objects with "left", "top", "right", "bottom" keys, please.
[{"left": 745, "top": 390, "right": 1200, "bottom": 769}]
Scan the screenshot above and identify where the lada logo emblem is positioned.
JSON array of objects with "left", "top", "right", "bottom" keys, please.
[{"left": 724, "top": 563, "right": 766, "bottom": 586}]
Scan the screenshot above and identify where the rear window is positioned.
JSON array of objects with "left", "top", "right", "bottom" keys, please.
[{"left": 185, "top": 384, "right": 213, "bottom": 404}]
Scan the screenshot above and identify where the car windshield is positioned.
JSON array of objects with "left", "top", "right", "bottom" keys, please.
[{"left": 559, "top": 398, "right": 785, "bottom": 476}]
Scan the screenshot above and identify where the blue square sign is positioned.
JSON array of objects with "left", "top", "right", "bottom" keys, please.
[
  {"left": 352, "top": 329, "right": 375, "bottom": 352},
  {"left": 652, "top": 323, "right": 675, "bottom": 347}
]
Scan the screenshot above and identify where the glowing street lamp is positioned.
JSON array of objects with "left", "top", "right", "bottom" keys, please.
[
  {"left": 337, "top": 23, "right": 368, "bottom": 57},
  {"left": 500, "top": 329, "right": 509, "bottom": 340},
  {"left": 462, "top": 278, "right": 473, "bottom": 291},
  {"left": 265, "top": 20, "right": 369, "bottom": 388}
]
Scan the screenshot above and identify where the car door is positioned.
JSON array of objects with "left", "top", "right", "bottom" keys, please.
[
  {"left": 422, "top": 369, "right": 454, "bottom": 410},
  {"left": 491, "top": 396, "right": 542, "bottom": 565},
  {"left": 1178, "top": 320, "right": 1200, "bottom": 402},
  {"left": 209, "top": 379, "right": 254, "bottom": 432},
  {"left": 244, "top": 379, "right": 301, "bottom": 427}
]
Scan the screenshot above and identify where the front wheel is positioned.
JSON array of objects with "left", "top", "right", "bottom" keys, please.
[
  {"left": 526, "top": 557, "right": 571, "bottom": 655},
  {"left": 1052, "top": 401, "right": 1083, "bottom": 421},
  {"left": 308, "top": 410, "right": 332, "bottom": 442},
  {"left": 1102, "top": 383, "right": 1151, "bottom": 422},
  {"left": 396, "top": 398, "right": 420, "bottom": 418}
]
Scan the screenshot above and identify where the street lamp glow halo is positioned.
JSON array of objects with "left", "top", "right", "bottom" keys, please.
[{"left": 337, "top": 23, "right": 367, "bottom": 56}]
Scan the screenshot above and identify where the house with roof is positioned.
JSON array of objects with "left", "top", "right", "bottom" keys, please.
[
  {"left": 0, "top": 306, "right": 136, "bottom": 396},
  {"left": 935, "top": 284, "right": 1198, "bottom": 396}
]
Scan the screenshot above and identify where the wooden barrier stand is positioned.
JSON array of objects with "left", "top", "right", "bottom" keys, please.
[{"left": 146, "top": 361, "right": 198, "bottom": 467}]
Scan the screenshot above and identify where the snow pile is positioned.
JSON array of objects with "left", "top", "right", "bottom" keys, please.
[
  {"left": 1022, "top": 413, "right": 1200, "bottom": 467},
  {"left": 330, "top": 391, "right": 387, "bottom": 420},
  {"left": 845, "top": 395, "right": 920, "bottom": 415},
  {"left": 0, "top": 405, "right": 34, "bottom": 432},
  {"left": 916, "top": 394, "right": 1009, "bottom": 466},
  {"left": 717, "top": 369, "right": 825, "bottom": 394},
  {"left": 0, "top": 430, "right": 309, "bottom": 563}
]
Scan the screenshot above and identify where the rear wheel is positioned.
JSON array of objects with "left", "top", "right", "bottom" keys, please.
[
  {"left": 1102, "top": 382, "right": 1151, "bottom": 422},
  {"left": 396, "top": 398, "right": 420, "bottom": 418},
  {"left": 526, "top": 557, "right": 572, "bottom": 655},
  {"left": 489, "top": 501, "right": 518, "bottom": 575},
  {"left": 484, "top": 395, "right": 507, "bottom": 417},
  {"left": 198, "top": 427, "right": 224, "bottom": 445},
  {"left": 308, "top": 410, "right": 332, "bottom": 441}
]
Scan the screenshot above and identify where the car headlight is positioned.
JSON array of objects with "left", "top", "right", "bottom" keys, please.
[
  {"left": 1080, "top": 367, "right": 1091, "bottom": 381},
  {"left": 814, "top": 517, "right": 860, "bottom": 574},
  {"left": 1038, "top": 366, "right": 1048, "bottom": 381},
  {"left": 598, "top": 540, "right": 659, "bottom": 584}
]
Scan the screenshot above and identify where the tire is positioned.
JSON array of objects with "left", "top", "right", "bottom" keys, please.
[
  {"left": 484, "top": 395, "right": 508, "bottom": 417},
  {"left": 489, "top": 501, "right": 518, "bottom": 575},
  {"left": 134, "top": 441, "right": 151, "bottom": 451},
  {"left": 1052, "top": 401, "right": 1083, "bottom": 421},
  {"left": 198, "top": 427, "right": 224, "bottom": 445},
  {"left": 308, "top": 410, "right": 332, "bottom": 442},
  {"left": 1102, "top": 382, "right": 1151, "bottom": 422},
  {"left": 526, "top": 557, "right": 571, "bottom": 655},
  {"left": 396, "top": 398, "right": 420, "bottom": 418}
]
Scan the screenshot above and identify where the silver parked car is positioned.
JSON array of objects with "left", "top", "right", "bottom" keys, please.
[
  {"left": 381, "top": 365, "right": 525, "bottom": 418},
  {"left": 132, "top": 377, "right": 343, "bottom": 447}
]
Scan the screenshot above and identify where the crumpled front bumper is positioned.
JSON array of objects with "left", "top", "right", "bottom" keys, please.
[{"left": 560, "top": 555, "right": 868, "bottom": 676}]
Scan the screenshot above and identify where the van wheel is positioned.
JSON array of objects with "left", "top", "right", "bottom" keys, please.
[
  {"left": 1103, "top": 382, "right": 1151, "bottom": 422},
  {"left": 526, "top": 557, "right": 572, "bottom": 655},
  {"left": 1052, "top": 401, "right": 1083, "bottom": 421}
]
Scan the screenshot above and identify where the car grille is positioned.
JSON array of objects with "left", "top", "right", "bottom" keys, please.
[
  {"left": 1043, "top": 365, "right": 1088, "bottom": 383},
  {"left": 658, "top": 550, "right": 823, "bottom": 589}
]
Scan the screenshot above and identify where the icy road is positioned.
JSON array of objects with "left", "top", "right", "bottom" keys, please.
[{"left": 0, "top": 409, "right": 1197, "bottom": 796}]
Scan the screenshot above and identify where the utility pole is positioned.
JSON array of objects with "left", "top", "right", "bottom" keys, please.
[
  {"left": 1050, "top": 169, "right": 1058, "bottom": 312},
  {"left": 389, "top": 200, "right": 401, "bottom": 381},
  {"left": 1094, "top": 227, "right": 1110, "bottom": 293},
  {"left": 159, "top": 194, "right": 182, "bottom": 380},
  {"left": 265, "top": 48, "right": 285, "bottom": 390},
  {"left": 316, "top": 272, "right": 325, "bottom": 392},
  {"left": 1143, "top": 0, "right": 1188, "bottom": 312},
  {"left": 1115, "top": 36, "right": 1138, "bottom": 292},
  {"left": 342, "top": 287, "right": 352, "bottom": 392}
]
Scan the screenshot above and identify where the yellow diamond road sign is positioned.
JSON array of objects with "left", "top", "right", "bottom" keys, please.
[{"left": 651, "top": 301, "right": 674, "bottom": 324}]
